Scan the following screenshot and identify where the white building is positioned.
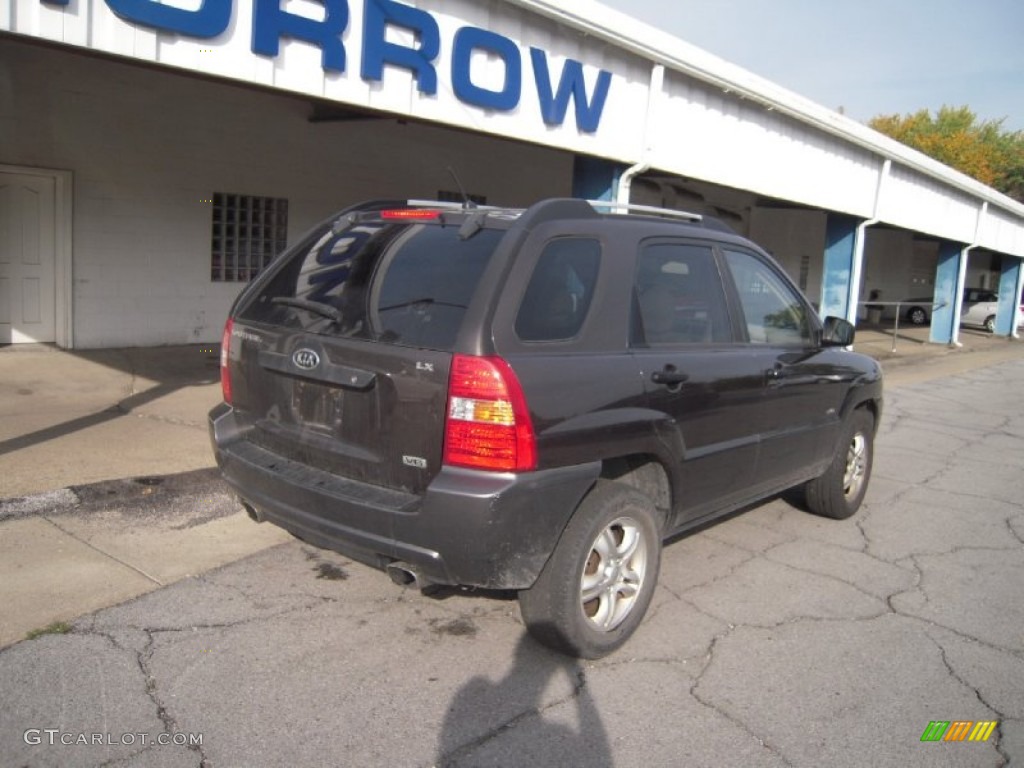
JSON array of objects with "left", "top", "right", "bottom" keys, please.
[{"left": 2, "top": 0, "right": 1023, "bottom": 348}]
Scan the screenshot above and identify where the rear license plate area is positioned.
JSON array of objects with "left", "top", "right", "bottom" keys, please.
[{"left": 292, "top": 381, "right": 343, "bottom": 430}]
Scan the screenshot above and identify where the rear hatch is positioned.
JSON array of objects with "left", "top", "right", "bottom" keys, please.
[{"left": 226, "top": 207, "right": 508, "bottom": 495}]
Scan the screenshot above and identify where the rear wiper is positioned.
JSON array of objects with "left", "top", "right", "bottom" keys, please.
[
  {"left": 271, "top": 297, "right": 343, "bottom": 324},
  {"left": 379, "top": 297, "right": 467, "bottom": 312}
]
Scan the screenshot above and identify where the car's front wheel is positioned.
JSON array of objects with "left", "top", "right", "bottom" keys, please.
[
  {"left": 984, "top": 315, "right": 996, "bottom": 333},
  {"left": 804, "top": 409, "right": 875, "bottom": 520},
  {"left": 518, "top": 482, "right": 662, "bottom": 659}
]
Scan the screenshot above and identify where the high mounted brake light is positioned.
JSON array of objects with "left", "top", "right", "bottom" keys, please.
[
  {"left": 380, "top": 209, "right": 442, "bottom": 220},
  {"left": 444, "top": 355, "right": 537, "bottom": 472}
]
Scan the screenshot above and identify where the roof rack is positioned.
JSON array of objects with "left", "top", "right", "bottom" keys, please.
[
  {"left": 405, "top": 199, "right": 524, "bottom": 215},
  {"left": 587, "top": 200, "right": 703, "bottom": 222},
  {"left": 406, "top": 199, "right": 473, "bottom": 210},
  {"left": 400, "top": 198, "right": 703, "bottom": 223}
]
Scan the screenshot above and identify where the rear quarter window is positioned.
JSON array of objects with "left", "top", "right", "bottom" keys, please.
[
  {"left": 239, "top": 220, "right": 504, "bottom": 351},
  {"left": 515, "top": 238, "right": 601, "bottom": 342}
]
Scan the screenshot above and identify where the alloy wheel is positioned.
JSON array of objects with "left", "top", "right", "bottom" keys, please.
[
  {"left": 843, "top": 433, "right": 868, "bottom": 500},
  {"left": 579, "top": 516, "right": 649, "bottom": 631}
]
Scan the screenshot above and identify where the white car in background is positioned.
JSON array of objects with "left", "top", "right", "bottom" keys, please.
[{"left": 903, "top": 288, "right": 1000, "bottom": 332}]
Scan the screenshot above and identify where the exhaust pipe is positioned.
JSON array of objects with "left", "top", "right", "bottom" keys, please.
[
  {"left": 386, "top": 562, "right": 423, "bottom": 589},
  {"left": 240, "top": 500, "right": 263, "bottom": 523}
]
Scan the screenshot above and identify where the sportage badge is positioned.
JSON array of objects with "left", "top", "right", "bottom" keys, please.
[{"left": 292, "top": 348, "right": 321, "bottom": 371}]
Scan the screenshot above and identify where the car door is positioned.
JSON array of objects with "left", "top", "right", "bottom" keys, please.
[
  {"left": 631, "top": 239, "right": 767, "bottom": 524},
  {"left": 720, "top": 247, "right": 852, "bottom": 491},
  {"left": 961, "top": 288, "right": 998, "bottom": 328}
]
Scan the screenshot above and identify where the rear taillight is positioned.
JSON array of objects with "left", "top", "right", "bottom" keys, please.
[
  {"left": 220, "top": 318, "right": 234, "bottom": 405},
  {"left": 444, "top": 355, "right": 536, "bottom": 472}
]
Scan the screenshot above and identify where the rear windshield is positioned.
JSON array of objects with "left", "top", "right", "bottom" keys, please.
[{"left": 238, "top": 218, "right": 504, "bottom": 350}]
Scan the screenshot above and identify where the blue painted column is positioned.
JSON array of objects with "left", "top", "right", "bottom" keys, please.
[
  {"left": 929, "top": 242, "right": 965, "bottom": 344},
  {"left": 572, "top": 156, "right": 623, "bottom": 202},
  {"left": 995, "top": 256, "right": 1023, "bottom": 336},
  {"left": 820, "top": 214, "right": 858, "bottom": 321}
]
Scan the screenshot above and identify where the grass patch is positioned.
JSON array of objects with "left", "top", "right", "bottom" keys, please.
[{"left": 26, "top": 621, "right": 72, "bottom": 640}]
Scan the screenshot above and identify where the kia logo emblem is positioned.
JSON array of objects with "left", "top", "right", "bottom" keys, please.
[{"left": 292, "top": 348, "right": 321, "bottom": 371}]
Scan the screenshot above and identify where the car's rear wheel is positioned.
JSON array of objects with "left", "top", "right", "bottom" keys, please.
[
  {"left": 804, "top": 409, "right": 874, "bottom": 520},
  {"left": 907, "top": 306, "right": 928, "bottom": 325},
  {"left": 984, "top": 315, "right": 996, "bottom": 333},
  {"left": 518, "top": 482, "right": 661, "bottom": 659}
]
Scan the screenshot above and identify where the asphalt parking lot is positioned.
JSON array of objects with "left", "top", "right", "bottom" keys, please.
[{"left": 1, "top": 339, "right": 1023, "bottom": 767}]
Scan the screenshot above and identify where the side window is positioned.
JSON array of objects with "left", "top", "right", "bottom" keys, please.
[
  {"left": 724, "top": 249, "right": 812, "bottom": 345},
  {"left": 515, "top": 238, "right": 601, "bottom": 342},
  {"left": 633, "top": 242, "right": 730, "bottom": 345}
]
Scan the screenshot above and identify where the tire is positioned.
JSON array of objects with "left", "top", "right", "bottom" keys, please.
[
  {"left": 907, "top": 306, "right": 928, "bottom": 325},
  {"left": 804, "top": 409, "right": 874, "bottom": 520},
  {"left": 518, "top": 482, "right": 662, "bottom": 659},
  {"left": 984, "top": 315, "right": 996, "bottom": 333}
]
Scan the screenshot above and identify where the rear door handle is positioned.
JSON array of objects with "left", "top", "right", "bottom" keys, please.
[{"left": 651, "top": 366, "right": 689, "bottom": 389}]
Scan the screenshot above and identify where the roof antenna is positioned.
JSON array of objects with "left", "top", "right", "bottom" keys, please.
[{"left": 447, "top": 166, "right": 476, "bottom": 209}]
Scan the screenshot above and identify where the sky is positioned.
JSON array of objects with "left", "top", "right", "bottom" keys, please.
[{"left": 598, "top": 0, "right": 1024, "bottom": 132}]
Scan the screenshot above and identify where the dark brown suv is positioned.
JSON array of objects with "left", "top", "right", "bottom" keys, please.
[{"left": 210, "top": 198, "right": 882, "bottom": 658}]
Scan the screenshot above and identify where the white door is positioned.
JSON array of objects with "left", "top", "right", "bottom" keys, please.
[{"left": 0, "top": 173, "right": 57, "bottom": 344}]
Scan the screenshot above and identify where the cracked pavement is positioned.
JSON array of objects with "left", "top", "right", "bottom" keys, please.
[{"left": 2, "top": 359, "right": 1023, "bottom": 767}]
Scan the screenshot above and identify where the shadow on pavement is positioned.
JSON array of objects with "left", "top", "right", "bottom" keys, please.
[
  {"left": 0, "top": 345, "right": 219, "bottom": 458},
  {"left": 0, "top": 381, "right": 186, "bottom": 456},
  {"left": 436, "top": 633, "right": 611, "bottom": 767}
]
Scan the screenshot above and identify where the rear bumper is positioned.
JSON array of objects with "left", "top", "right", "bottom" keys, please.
[{"left": 209, "top": 404, "right": 600, "bottom": 589}]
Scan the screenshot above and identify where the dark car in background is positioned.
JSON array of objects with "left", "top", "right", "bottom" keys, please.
[{"left": 210, "top": 198, "right": 883, "bottom": 658}]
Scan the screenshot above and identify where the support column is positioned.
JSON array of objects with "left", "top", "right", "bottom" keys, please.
[
  {"left": 572, "top": 156, "right": 623, "bottom": 202},
  {"left": 929, "top": 242, "right": 965, "bottom": 345},
  {"left": 820, "top": 214, "right": 858, "bottom": 321},
  {"left": 995, "top": 256, "right": 1023, "bottom": 337}
]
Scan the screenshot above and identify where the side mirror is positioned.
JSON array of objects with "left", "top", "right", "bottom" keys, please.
[{"left": 821, "top": 316, "right": 855, "bottom": 347}]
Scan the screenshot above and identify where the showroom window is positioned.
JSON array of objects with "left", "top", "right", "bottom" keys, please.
[{"left": 211, "top": 193, "right": 288, "bottom": 282}]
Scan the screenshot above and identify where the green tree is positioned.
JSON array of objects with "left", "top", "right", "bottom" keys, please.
[{"left": 869, "top": 106, "right": 1024, "bottom": 202}]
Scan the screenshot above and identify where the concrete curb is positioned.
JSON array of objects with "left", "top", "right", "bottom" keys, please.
[{"left": 0, "top": 488, "right": 80, "bottom": 522}]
